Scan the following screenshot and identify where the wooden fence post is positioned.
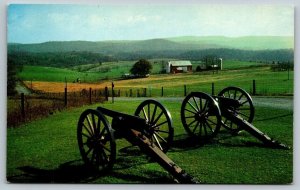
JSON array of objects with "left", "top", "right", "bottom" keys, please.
[
  {"left": 64, "top": 87, "right": 67, "bottom": 107},
  {"left": 21, "top": 93, "right": 25, "bottom": 119},
  {"left": 112, "top": 82, "right": 114, "bottom": 103},
  {"left": 89, "top": 88, "right": 92, "bottom": 104},
  {"left": 252, "top": 80, "right": 256, "bottom": 96},
  {"left": 105, "top": 87, "right": 108, "bottom": 101}
]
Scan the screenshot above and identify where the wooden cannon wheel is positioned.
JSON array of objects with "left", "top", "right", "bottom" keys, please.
[
  {"left": 134, "top": 99, "right": 174, "bottom": 153},
  {"left": 181, "top": 92, "right": 221, "bottom": 142},
  {"left": 218, "top": 86, "right": 255, "bottom": 133},
  {"left": 77, "top": 109, "right": 116, "bottom": 172}
]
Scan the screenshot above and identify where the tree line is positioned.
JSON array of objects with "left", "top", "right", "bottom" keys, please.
[{"left": 8, "top": 48, "right": 293, "bottom": 68}]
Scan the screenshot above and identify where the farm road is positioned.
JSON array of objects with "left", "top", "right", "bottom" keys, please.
[{"left": 110, "top": 96, "right": 293, "bottom": 111}]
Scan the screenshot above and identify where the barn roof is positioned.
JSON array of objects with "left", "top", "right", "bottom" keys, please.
[{"left": 169, "top": 60, "right": 192, "bottom": 66}]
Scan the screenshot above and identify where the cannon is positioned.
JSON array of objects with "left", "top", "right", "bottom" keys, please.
[
  {"left": 77, "top": 99, "right": 199, "bottom": 183},
  {"left": 181, "top": 86, "right": 289, "bottom": 149}
]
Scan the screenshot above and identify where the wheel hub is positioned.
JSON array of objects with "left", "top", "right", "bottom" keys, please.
[{"left": 195, "top": 112, "right": 207, "bottom": 122}]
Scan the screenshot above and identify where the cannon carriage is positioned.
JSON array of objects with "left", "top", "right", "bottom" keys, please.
[
  {"left": 77, "top": 99, "right": 198, "bottom": 183},
  {"left": 76, "top": 86, "right": 289, "bottom": 184},
  {"left": 181, "top": 86, "right": 289, "bottom": 149}
]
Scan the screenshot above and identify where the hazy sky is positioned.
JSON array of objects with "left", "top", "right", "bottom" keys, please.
[{"left": 7, "top": 4, "right": 294, "bottom": 43}]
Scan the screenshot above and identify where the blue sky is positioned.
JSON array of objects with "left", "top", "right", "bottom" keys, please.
[{"left": 7, "top": 4, "right": 294, "bottom": 43}]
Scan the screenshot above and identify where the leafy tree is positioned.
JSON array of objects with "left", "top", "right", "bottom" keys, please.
[
  {"left": 130, "top": 59, "right": 152, "bottom": 76},
  {"left": 7, "top": 57, "right": 18, "bottom": 96}
]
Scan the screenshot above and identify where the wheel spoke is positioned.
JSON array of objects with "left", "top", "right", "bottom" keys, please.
[
  {"left": 187, "top": 119, "right": 197, "bottom": 128},
  {"left": 238, "top": 93, "right": 244, "bottom": 100},
  {"left": 81, "top": 132, "right": 90, "bottom": 139},
  {"left": 92, "top": 114, "right": 96, "bottom": 132},
  {"left": 85, "top": 146, "right": 93, "bottom": 157},
  {"left": 153, "top": 134, "right": 163, "bottom": 150},
  {"left": 192, "top": 97, "right": 200, "bottom": 111},
  {"left": 99, "top": 127, "right": 106, "bottom": 137},
  {"left": 227, "top": 91, "right": 231, "bottom": 98},
  {"left": 203, "top": 123, "right": 208, "bottom": 136},
  {"left": 202, "top": 100, "right": 208, "bottom": 112},
  {"left": 154, "top": 132, "right": 168, "bottom": 143},
  {"left": 142, "top": 108, "right": 149, "bottom": 121},
  {"left": 147, "top": 104, "right": 151, "bottom": 122},
  {"left": 192, "top": 121, "right": 200, "bottom": 133},
  {"left": 241, "top": 100, "right": 249, "bottom": 105},
  {"left": 155, "top": 120, "right": 168, "bottom": 128},
  {"left": 205, "top": 120, "right": 214, "bottom": 132},
  {"left": 199, "top": 97, "right": 203, "bottom": 110},
  {"left": 237, "top": 111, "right": 249, "bottom": 119},
  {"left": 91, "top": 149, "right": 96, "bottom": 163},
  {"left": 187, "top": 101, "right": 198, "bottom": 112},
  {"left": 100, "top": 148, "right": 109, "bottom": 163},
  {"left": 101, "top": 144, "right": 111, "bottom": 153},
  {"left": 96, "top": 115, "right": 101, "bottom": 134},
  {"left": 234, "top": 90, "right": 237, "bottom": 99},
  {"left": 95, "top": 149, "right": 100, "bottom": 167},
  {"left": 151, "top": 104, "right": 158, "bottom": 123},
  {"left": 207, "top": 118, "right": 218, "bottom": 126},
  {"left": 184, "top": 108, "right": 197, "bottom": 115},
  {"left": 86, "top": 115, "right": 94, "bottom": 134},
  {"left": 185, "top": 115, "right": 195, "bottom": 119},
  {"left": 153, "top": 111, "right": 164, "bottom": 124},
  {"left": 199, "top": 123, "right": 202, "bottom": 136},
  {"left": 82, "top": 123, "right": 93, "bottom": 137},
  {"left": 154, "top": 129, "right": 169, "bottom": 134}
]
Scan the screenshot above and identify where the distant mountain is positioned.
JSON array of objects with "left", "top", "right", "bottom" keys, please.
[
  {"left": 166, "top": 36, "right": 294, "bottom": 50},
  {"left": 8, "top": 36, "right": 293, "bottom": 54}
]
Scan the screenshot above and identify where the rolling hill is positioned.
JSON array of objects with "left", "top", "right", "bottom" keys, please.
[
  {"left": 8, "top": 36, "right": 293, "bottom": 54},
  {"left": 167, "top": 36, "right": 294, "bottom": 50}
]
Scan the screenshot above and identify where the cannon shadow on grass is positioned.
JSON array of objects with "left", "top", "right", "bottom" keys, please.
[
  {"left": 7, "top": 155, "right": 175, "bottom": 183},
  {"left": 170, "top": 132, "right": 287, "bottom": 151},
  {"left": 7, "top": 160, "right": 102, "bottom": 183}
]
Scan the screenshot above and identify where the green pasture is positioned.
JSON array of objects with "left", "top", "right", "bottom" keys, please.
[
  {"left": 114, "top": 67, "right": 293, "bottom": 96},
  {"left": 7, "top": 98, "right": 293, "bottom": 184},
  {"left": 18, "top": 60, "right": 164, "bottom": 83},
  {"left": 17, "top": 60, "right": 271, "bottom": 83}
]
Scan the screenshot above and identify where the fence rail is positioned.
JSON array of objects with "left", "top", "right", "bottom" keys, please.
[
  {"left": 107, "top": 79, "right": 293, "bottom": 98},
  {"left": 7, "top": 78, "right": 293, "bottom": 127}
]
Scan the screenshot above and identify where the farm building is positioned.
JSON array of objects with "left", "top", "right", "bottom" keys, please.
[{"left": 166, "top": 60, "right": 192, "bottom": 73}]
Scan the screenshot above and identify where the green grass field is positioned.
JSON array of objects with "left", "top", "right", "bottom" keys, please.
[
  {"left": 7, "top": 98, "right": 293, "bottom": 184},
  {"left": 17, "top": 60, "right": 273, "bottom": 83},
  {"left": 18, "top": 59, "right": 165, "bottom": 83},
  {"left": 19, "top": 64, "right": 294, "bottom": 96}
]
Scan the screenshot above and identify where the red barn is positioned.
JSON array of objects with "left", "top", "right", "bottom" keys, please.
[{"left": 166, "top": 60, "right": 192, "bottom": 74}]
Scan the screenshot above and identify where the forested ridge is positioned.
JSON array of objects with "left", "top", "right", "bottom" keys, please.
[{"left": 8, "top": 48, "right": 293, "bottom": 68}]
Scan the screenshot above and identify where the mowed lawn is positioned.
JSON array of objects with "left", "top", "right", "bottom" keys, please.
[{"left": 7, "top": 98, "right": 293, "bottom": 184}]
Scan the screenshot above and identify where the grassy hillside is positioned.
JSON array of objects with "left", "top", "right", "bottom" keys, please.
[
  {"left": 167, "top": 36, "right": 294, "bottom": 50},
  {"left": 17, "top": 60, "right": 268, "bottom": 83}
]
